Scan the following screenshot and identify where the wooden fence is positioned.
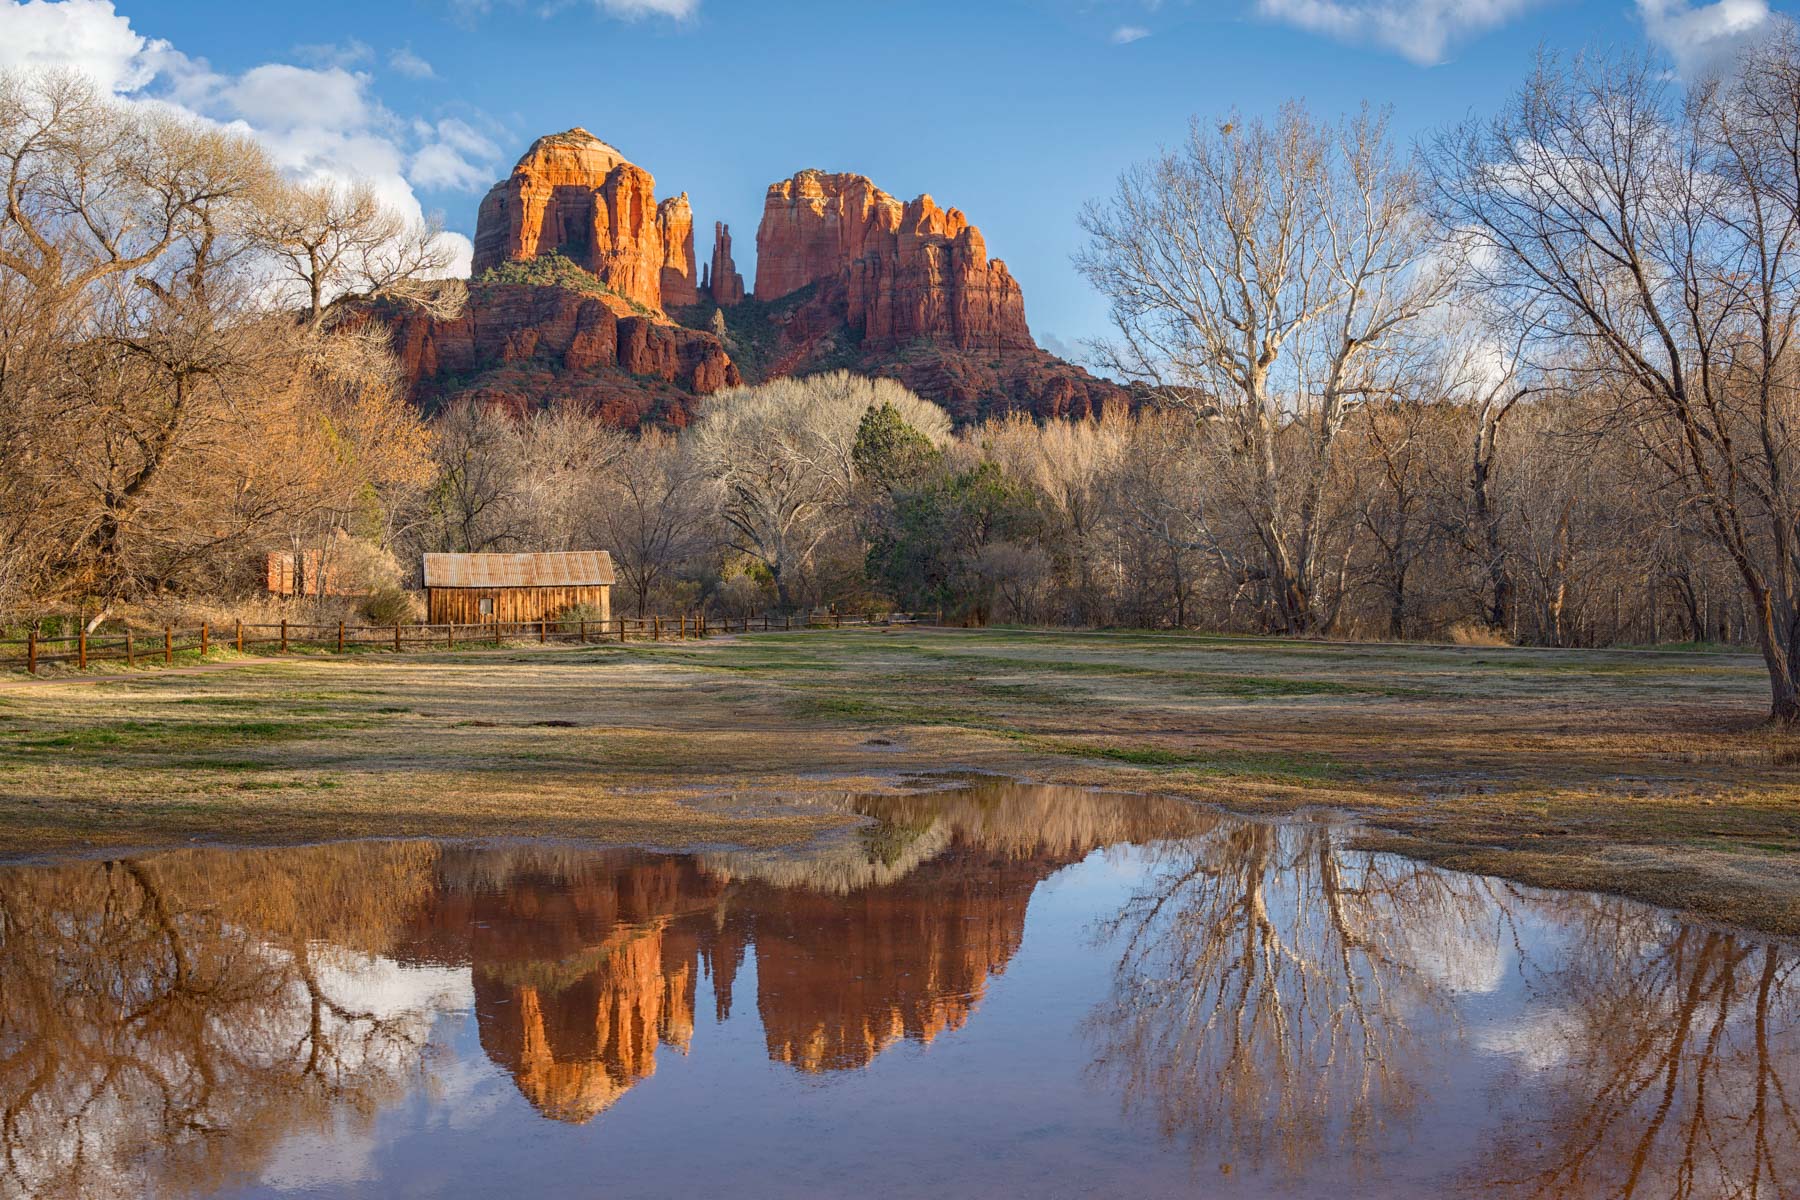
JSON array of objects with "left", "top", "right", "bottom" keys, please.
[{"left": 0, "top": 610, "right": 941, "bottom": 676}]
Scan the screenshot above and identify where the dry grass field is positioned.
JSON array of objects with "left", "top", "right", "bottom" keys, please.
[{"left": 1, "top": 626, "right": 1796, "bottom": 932}]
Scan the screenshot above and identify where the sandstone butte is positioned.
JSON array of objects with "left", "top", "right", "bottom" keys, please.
[
  {"left": 747, "top": 168, "right": 1124, "bottom": 423},
  {"left": 755, "top": 169, "right": 1033, "bottom": 353},
  {"left": 382, "top": 130, "right": 1127, "bottom": 426},
  {"left": 472, "top": 127, "right": 699, "bottom": 311}
]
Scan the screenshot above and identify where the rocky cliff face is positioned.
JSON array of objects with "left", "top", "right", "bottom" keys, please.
[
  {"left": 726, "top": 168, "right": 1126, "bottom": 422},
  {"left": 755, "top": 170, "right": 1032, "bottom": 353},
  {"left": 373, "top": 282, "right": 738, "bottom": 426},
  {"left": 473, "top": 128, "right": 688, "bottom": 313},
  {"left": 657, "top": 193, "right": 698, "bottom": 308}
]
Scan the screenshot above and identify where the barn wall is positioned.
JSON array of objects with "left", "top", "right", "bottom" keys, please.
[{"left": 427, "top": 586, "right": 611, "bottom": 625}]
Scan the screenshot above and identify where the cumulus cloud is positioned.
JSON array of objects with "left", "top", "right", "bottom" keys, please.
[
  {"left": 1255, "top": 0, "right": 1546, "bottom": 65},
  {"left": 1636, "top": 0, "right": 1774, "bottom": 76},
  {"left": 410, "top": 117, "right": 502, "bottom": 190},
  {"left": 0, "top": 0, "right": 503, "bottom": 277},
  {"left": 0, "top": 0, "right": 170, "bottom": 91},
  {"left": 1112, "top": 24, "right": 1150, "bottom": 43},
  {"left": 388, "top": 46, "right": 437, "bottom": 79}
]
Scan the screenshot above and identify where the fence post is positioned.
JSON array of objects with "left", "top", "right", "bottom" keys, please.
[
  {"left": 494, "top": 621, "right": 501, "bottom": 647},
  {"left": 200, "top": 623, "right": 209, "bottom": 657},
  {"left": 125, "top": 630, "right": 134, "bottom": 668},
  {"left": 78, "top": 628, "right": 87, "bottom": 670},
  {"left": 447, "top": 623, "right": 454, "bottom": 650},
  {"left": 280, "top": 620, "right": 288, "bottom": 653},
  {"left": 164, "top": 626, "right": 173, "bottom": 665},
  {"left": 26, "top": 630, "right": 36, "bottom": 675},
  {"left": 579, "top": 619, "right": 587, "bottom": 644},
  {"left": 619, "top": 616, "right": 627, "bottom": 643},
  {"left": 540, "top": 618, "right": 547, "bottom": 644},
  {"left": 395, "top": 623, "right": 402, "bottom": 652},
  {"left": 338, "top": 622, "right": 345, "bottom": 654},
  {"left": 235, "top": 620, "right": 243, "bottom": 653},
  {"left": 835, "top": 611, "right": 842, "bottom": 629}
]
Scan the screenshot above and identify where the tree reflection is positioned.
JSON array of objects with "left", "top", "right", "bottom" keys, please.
[
  {"left": 1086, "top": 819, "right": 1800, "bottom": 1196},
  {"left": 1477, "top": 898, "right": 1800, "bottom": 1199},
  {"left": 0, "top": 844, "right": 446, "bottom": 1200},
  {"left": 1086, "top": 818, "right": 1499, "bottom": 1176}
]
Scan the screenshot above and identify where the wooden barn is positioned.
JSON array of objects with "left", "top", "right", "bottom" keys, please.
[{"left": 422, "top": 552, "right": 614, "bottom": 625}]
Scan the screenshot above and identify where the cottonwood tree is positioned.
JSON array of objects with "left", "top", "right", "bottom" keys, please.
[
  {"left": 587, "top": 430, "right": 711, "bottom": 617},
  {"left": 1429, "top": 40, "right": 1800, "bottom": 720},
  {"left": 1080, "top": 103, "right": 1451, "bottom": 634},
  {"left": 251, "top": 178, "right": 463, "bottom": 329},
  {"left": 688, "top": 372, "right": 949, "bottom": 609}
]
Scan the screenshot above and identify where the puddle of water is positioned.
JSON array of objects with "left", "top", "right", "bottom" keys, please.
[{"left": 1, "top": 780, "right": 1795, "bottom": 1199}]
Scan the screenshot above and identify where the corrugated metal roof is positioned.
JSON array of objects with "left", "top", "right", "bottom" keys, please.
[{"left": 422, "top": 552, "right": 616, "bottom": 588}]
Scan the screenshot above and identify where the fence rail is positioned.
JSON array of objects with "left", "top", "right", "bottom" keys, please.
[{"left": 0, "top": 610, "right": 942, "bottom": 676}]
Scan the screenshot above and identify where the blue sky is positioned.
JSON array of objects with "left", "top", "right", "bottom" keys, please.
[{"left": 0, "top": 0, "right": 1786, "bottom": 352}]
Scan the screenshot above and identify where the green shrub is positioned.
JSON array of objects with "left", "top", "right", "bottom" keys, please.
[
  {"left": 361, "top": 586, "right": 419, "bottom": 626},
  {"left": 557, "top": 602, "right": 608, "bottom": 623}
]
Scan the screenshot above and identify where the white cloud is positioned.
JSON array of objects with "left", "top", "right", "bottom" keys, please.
[
  {"left": 293, "top": 39, "right": 373, "bottom": 69},
  {"left": 1636, "top": 0, "right": 1774, "bottom": 77},
  {"left": 598, "top": 0, "right": 697, "bottom": 16},
  {"left": 389, "top": 46, "right": 438, "bottom": 79},
  {"left": 411, "top": 118, "right": 503, "bottom": 190},
  {"left": 0, "top": 0, "right": 170, "bottom": 92},
  {"left": 0, "top": 0, "right": 504, "bottom": 278},
  {"left": 1112, "top": 24, "right": 1150, "bottom": 43},
  {"left": 1255, "top": 0, "right": 1545, "bottom": 65},
  {"left": 221, "top": 63, "right": 373, "bottom": 132}
]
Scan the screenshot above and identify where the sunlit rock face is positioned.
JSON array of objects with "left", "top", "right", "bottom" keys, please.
[
  {"left": 656, "top": 193, "right": 699, "bottom": 308},
  {"left": 755, "top": 170, "right": 1032, "bottom": 354},
  {"left": 707, "top": 221, "right": 745, "bottom": 307},
  {"left": 743, "top": 168, "right": 1129, "bottom": 423},
  {"left": 473, "top": 129, "right": 674, "bottom": 312}
]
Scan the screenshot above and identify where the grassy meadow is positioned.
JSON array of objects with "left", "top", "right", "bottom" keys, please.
[{"left": 0, "top": 626, "right": 1796, "bottom": 933}]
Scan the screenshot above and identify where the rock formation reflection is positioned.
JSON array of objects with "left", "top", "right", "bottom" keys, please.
[{"left": 0, "top": 780, "right": 1794, "bottom": 1199}]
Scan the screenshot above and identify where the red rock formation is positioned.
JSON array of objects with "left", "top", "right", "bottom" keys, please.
[
  {"left": 657, "top": 194, "right": 698, "bottom": 308},
  {"left": 708, "top": 221, "right": 744, "bottom": 307},
  {"left": 472, "top": 128, "right": 674, "bottom": 312},
  {"left": 371, "top": 282, "right": 738, "bottom": 427},
  {"left": 399, "top": 136, "right": 1127, "bottom": 427},
  {"left": 754, "top": 170, "right": 1033, "bottom": 353}
]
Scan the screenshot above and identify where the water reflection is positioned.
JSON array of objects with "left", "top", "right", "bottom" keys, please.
[
  {"left": 1086, "top": 822, "right": 1487, "bottom": 1176},
  {"left": 0, "top": 780, "right": 1794, "bottom": 1199}
]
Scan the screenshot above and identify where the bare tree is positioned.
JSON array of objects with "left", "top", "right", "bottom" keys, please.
[
  {"left": 1080, "top": 103, "right": 1450, "bottom": 633},
  {"left": 1429, "top": 41, "right": 1800, "bottom": 719},
  {"left": 250, "top": 178, "right": 463, "bottom": 329},
  {"left": 588, "top": 430, "right": 711, "bottom": 617}
]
